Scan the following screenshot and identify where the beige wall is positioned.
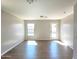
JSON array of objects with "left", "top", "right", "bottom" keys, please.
[
  {"left": 1, "top": 10, "right": 24, "bottom": 55},
  {"left": 60, "top": 14, "right": 74, "bottom": 48},
  {"left": 24, "top": 20, "right": 60, "bottom": 40}
]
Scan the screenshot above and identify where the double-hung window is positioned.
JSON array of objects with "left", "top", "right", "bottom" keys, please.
[
  {"left": 27, "top": 23, "right": 34, "bottom": 36},
  {"left": 51, "top": 23, "right": 57, "bottom": 39}
]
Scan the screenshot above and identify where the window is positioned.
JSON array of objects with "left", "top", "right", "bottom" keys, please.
[
  {"left": 27, "top": 23, "right": 34, "bottom": 36},
  {"left": 51, "top": 23, "right": 57, "bottom": 39}
]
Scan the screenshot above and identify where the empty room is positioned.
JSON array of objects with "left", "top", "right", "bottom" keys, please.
[{"left": 1, "top": 0, "right": 77, "bottom": 59}]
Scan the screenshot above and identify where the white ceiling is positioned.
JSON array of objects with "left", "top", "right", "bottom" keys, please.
[{"left": 2, "top": 0, "right": 76, "bottom": 20}]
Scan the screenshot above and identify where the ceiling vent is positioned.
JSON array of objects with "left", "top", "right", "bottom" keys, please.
[
  {"left": 40, "top": 16, "right": 44, "bottom": 18},
  {"left": 40, "top": 16, "right": 48, "bottom": 18}
]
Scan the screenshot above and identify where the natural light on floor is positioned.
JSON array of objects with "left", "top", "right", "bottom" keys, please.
[
  {"left": 27, "top": 41, "right": 37, "bottom": 45},
  {"left": 50, "top": 41, "right": 59, "bottom": 58},
  {"left": 54, "top": 41, "right": 68, "bottom": 46}
]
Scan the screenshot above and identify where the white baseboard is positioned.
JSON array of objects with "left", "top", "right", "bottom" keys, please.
[{"left": 1, "top": 39, "right": 24, "bottom": 56}]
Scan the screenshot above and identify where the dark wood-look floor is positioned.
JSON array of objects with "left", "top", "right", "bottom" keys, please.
[{"left": 1, "top": 40, "right": 73, "bottom": 59}]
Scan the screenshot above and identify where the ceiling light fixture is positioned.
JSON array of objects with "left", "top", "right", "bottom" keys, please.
[{"left": 26, "top": 0, "right": 35, "bottom": 4}]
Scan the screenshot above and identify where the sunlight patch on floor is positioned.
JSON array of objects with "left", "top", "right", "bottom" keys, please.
[
  {"left": 50, "top": 41, "right": 59, "bottom": 58},
  {"left": 54, "top": 41, "right": 68, "bottom": 46},
  {"left": 27, "top": 41, "right": 37, "bottom": 45}
]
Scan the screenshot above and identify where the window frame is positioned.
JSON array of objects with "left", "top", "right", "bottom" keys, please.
[{"left": 27, "top": 23, "right": 35, "bottom": 36}]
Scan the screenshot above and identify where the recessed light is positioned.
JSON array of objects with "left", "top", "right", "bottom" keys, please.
[{"left": 64, "top": 11, "right": 66, "bottom": 14}]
